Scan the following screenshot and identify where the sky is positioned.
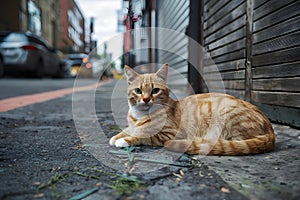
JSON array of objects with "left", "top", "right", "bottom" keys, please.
[{"left": 76, "top": 0, "right": 122, "bottom": 59}]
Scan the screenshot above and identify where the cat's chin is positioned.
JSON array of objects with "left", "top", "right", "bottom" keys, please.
[{"left": 136, "top": 104, "right": 152, "bottom": 111}]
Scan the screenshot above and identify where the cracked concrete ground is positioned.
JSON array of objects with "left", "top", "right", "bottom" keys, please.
[{"left": 201, "top": 123, "right": 300, "bottom": 199}]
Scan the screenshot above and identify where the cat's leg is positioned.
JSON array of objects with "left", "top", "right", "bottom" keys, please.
[
  {"left": 110, "top": 128, "right": 152, "bottom": 147},
  {"left": 109, "top": 129, "right": 130, "bottom": 146},
  {"left": 114, "top": 136, "right": 152, "bottom": 147},
  {"left": 164, "top": 138, "right": 210, "bottom": 155},
  {"left": 112, "top": 130, "right": 172, "bottom": 148}
]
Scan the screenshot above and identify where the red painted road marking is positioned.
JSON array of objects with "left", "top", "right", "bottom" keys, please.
[{"left": 0, "top": 80, "right": 112, "bottom": 112}]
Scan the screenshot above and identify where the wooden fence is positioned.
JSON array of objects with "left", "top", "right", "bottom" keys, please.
[{"left": 201, "top": 0, "right": 300, "bottom": 127}]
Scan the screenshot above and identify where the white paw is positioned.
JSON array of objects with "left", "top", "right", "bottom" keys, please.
[
  {"left": 109, "top": 136, "right": 116, "bottom": 146},
  {"left": 115, "top": 138, "right": 129, "bottom": 148}
]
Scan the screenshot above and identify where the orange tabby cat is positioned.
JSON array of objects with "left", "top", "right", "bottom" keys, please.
[{"left": 109, "top": 64, "right": 276, "bottom": 155}]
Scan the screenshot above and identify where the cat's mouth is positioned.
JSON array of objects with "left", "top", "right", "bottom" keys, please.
[
  {"left": 138, "top": 104, "right": 152, "bottom": 111},
  {"left": 136, "top": 103, "right": 152, "bottom": 111}
]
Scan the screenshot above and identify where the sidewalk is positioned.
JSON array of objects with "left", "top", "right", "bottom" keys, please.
[
  {"left": 95, "top": 79, "right": 300, "bottom": 199},
  {"left": 0, "top": 79, "right": 299, "bottom": 199},
  {"left": 202, "top": 123, "right": 300, "bottom": 199}
]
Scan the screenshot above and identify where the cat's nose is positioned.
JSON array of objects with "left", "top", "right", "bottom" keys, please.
[{"left": 143, "top": 98, "right": 151, "bottom": 104}]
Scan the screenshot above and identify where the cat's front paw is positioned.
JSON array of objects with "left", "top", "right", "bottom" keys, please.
[
  {"left": 109, "top": 136, "right": 116, "bottom": 146},
  {"left": 115, "top": 138, "right": 129, "bottom": 148}
]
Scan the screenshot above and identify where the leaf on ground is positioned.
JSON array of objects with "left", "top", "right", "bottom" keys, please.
[
  {"left": 68, "top": 187, "right": 99, "bottom": 200},
  {"left": 33, "top": 193, "right": 44, "bottom": 198},
  {"left": 111, "top": 126, "right": 122, "bottom": 131},
  {"left": 173, "top": 172, "right": 183, "bottom": 179}
]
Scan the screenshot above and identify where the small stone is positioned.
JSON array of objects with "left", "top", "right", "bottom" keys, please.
[
  {"left": 221, "top": 187, "right": 230, "bottom": 193},
  {"left": 199, "top": 171, "right": 204, "bottom": 177},
  {"left": 43, "top": 157, "right": 49, "bottom": 161},
  {"left": 273, "top": 167, "right": 280, "bottom": 170},
  {"left": 32, "top": 181, "right": 41, "bottom": 186},
  {"left": 264, "top": 156, "right": 272, "bottom": 159},
  {"left": 95, "top": 182, "right": 102, "bottom": 186}
]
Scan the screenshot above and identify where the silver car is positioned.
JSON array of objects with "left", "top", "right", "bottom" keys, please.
[{"left": 0, "top": 32, "right": 64, "bottom": 78}]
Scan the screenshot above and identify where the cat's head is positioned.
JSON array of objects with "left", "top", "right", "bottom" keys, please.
[{"left": 124, "top": 64, "right": 169, "bottom": 111}]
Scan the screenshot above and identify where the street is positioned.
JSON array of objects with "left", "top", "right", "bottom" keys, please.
[
  {"left": 0, "top": 78, "right": 299, "bottom": 199},
  {"left": 0, "top": 78, "right": 97, "bottom": 100}
]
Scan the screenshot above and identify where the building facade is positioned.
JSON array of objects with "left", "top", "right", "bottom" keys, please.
[
  {"left": 0, "top": 0, "right": 88, "bottom": 53},
  {"left": 121, "top": 0, "right": 154, "bottom": 69},
  {"left": 0, "top": 0, "right": 60, "bottom": 48},
  {"left": 59, "top": 0, "right": 87, "bottom": 53}
]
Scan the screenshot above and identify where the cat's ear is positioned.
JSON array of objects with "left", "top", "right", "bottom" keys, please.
[
  {"left": 124, "top": 65, "right": 139, "bottom": 84},
  {"left": 156, "top": 64, "right": 168, "bottom": 82}
]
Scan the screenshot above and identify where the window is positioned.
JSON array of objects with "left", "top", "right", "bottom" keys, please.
[{"left": 28, "top": 0, "right": 42, "bottom": 36}]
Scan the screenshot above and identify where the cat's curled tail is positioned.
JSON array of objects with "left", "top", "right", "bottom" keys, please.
[{"left": 164, "top": 133, "right": 276, "bottom": 156}]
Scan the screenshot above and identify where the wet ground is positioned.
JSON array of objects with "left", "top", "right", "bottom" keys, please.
[{"left": 0, "top": 79, "right": 299, "bottom": 199}]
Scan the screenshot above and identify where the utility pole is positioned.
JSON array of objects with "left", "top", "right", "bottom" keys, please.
[{"left": 89, "top": 17, "right": 94, "bottom": 53}]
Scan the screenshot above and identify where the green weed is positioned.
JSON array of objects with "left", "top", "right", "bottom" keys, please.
[
  {"left": 111, "top": 176, "right": 146, "bottom": 196},
  {"left": 38, "top": 173, "right": 68, "bottom": 190}
]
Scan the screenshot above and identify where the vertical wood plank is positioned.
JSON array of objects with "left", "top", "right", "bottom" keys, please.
[
  {"left": 187, "top": 0, "right": 205, "bottom": 94},
  {"left": 245, "top": 0, "right": 253, "bottom": 102}
]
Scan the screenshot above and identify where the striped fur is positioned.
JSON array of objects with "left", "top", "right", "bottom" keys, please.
[{"left": 109, "top": 64, "right": 276, "bottom": 155}]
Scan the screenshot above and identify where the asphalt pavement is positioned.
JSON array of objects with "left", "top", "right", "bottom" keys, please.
[
  {"left": 0, "top": 78, "right": 299, "bottom": 200},
  {"left": 0, "top": 78, "right": 96, "bottom": 100}
]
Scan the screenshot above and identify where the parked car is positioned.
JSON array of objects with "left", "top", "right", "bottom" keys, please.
[
  {"left": 63, "top": 53, "right": 93, "bottom": 78},
  {"left": 0, "top": 31, "right": 64, "bottom": 78}
]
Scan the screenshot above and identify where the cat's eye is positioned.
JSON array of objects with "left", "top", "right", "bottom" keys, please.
[
  {"left": 152, "top": 88, "right": 160, "bottom": 94},
  {"left": 134, "top": 88, "right": 142, "bottom": 94}
]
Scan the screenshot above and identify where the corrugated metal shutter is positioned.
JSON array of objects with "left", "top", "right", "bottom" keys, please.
[{"left": 156, "top": 0, "right": 190, "bottom": 87}]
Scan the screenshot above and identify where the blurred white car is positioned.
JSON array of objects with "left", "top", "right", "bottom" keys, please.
[{"left": 0, "top": 31, "right": 64, "bottom": 78}]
